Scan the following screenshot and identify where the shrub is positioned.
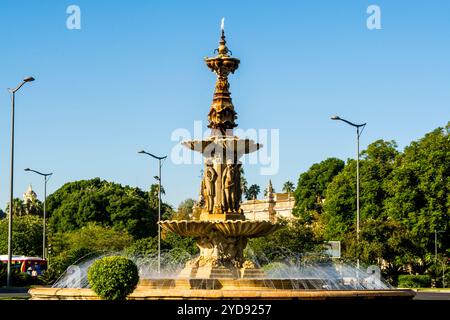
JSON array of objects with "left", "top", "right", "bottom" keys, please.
[
  {"left": 87, "top": 256, "right": 139, "bottom": 300},
  {"left": 397, "top": 275, "right": 431, "bottom": 288},
  {"left": 14, "top": 272, "right": 33, "bottom": 286},
  {"left": 0, "top": 267, "right": 36, "bottom": 287}
]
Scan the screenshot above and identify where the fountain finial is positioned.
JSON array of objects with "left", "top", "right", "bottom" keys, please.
[
  {"left": 205, "top": 19, "right": 240, "bottom": 135},
  {"left": 217, "top": 17, "right": 230, "bottom": 56}
]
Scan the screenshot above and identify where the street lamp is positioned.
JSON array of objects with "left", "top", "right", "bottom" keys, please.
[
  {"left": 331, "top": 115, "right": 366, "bottom": 269},
  {"left": 138, "top": 150, "right": 167, "bottom": 274},
  {"left": 24, "top": 168, "right": 53, "bottom": 259},
  {"left": 6, "top": 76, "right": 35, "bottom": 287}
]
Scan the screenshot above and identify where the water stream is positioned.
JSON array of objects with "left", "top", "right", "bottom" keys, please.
[{"left": 52, "top": 248, "right": 391, "bottom": 290}]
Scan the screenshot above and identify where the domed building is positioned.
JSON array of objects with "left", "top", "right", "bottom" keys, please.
[
  {"left": 22, "top": 184, "right": 41, "bottom": 216},
  {"left": 23, "top": 184, "right": 38, "bottom": 204}
]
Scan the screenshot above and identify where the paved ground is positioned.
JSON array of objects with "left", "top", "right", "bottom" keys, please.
[
  {"left": 413, "top": 291, "right": 450, "bottom": 300},
  {"left": 0, "top": 287, "right": 30, "bottom": 299}
]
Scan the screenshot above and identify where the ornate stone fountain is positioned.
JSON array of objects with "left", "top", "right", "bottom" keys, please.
[
  {"left": 28, "top": 23, "right": 415, "bottom": 299},
  {"left": 159, "top": 27, "right": 279, "bottom": 280}
]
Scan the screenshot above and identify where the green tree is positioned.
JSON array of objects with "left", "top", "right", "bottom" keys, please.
[
  {"left": 5, "top": 198, "right": 25, "bottom": 217},
  {"left": 23, "top": 197, "right": 43, "bottom": 216},
  {"left": 161, "top": 231, "right": 199, "bottom": 256},
  {"left": 44, "top": 224, "right": 134, "bottom": 284},
  {"left": 245, "top": 184, "right": 261, "bottom": 200},
  {"left": 384, "top": 123, "right": 450, "bottom": 273},
  {"left": 282, "top": 181, "right": 295, "bottom": 194},
  {"left": 320, "top": 140, "right": 399, "bottom": 257},
  {"left": 0, "top": 215, "right": 43, "bottom": 256},
  {"left": 343, "top": 217, "right": 413, "bottom": 282},
  {"left": 319, "top": 140, "right": 398, "bottom": 268},
  {"left": 148, "top": 183, "right": 165, "bottom": 208},
  {"left": 125, "top": 237, "right": 158, "bottom": 256},
  {"left": 247, "top": 218, "right": 323, "bottom": 264},
  {"left": 293, "top": 157, "right": 345, "bottom": 220},
  {"left": 149, "top": 183, "right": 173, "bottom": 221},
  {"left": 50, "top": 223, "right": 133, "bottom": 256},
  {"left": 47, "top": 178, "right": 159, "bottom": 239},
  {"left": 170, "top": 198, "right": 195, "bottom": 220}
]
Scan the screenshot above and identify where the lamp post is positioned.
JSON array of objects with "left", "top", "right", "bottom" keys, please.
[
  {"left": 331, "top": 115, "right": 366, "bottom": 270},
  {"left": 6, "top": 76, "right": 35, "bottom": 287},
  {"left": 24, "top": 168, "right": 53, "bottom": 259},
  {"left": 138, "top": 150, "right": 167, "bottom": 274}
]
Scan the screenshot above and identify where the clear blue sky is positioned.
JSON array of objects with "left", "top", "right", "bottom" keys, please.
[{"left": 0, "top": 0, "right": 449, "bottom": 210}]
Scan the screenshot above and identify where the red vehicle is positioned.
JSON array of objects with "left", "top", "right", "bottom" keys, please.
[{"left": 0, "top": 255, "right": 47, "bottom": 275}]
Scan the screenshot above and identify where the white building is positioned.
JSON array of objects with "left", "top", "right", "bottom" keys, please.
[{"left": 241, "top": 180, "right": 295, "bottom": 222}]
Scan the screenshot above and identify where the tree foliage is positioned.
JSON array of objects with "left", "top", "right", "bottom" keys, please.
[
  {"left": 293, "top": 157, "right": 344, "bottom": 220},
  {"left": 170, "top": 198, "right": 195, "bottom": 220},
  {"left": 321, "top": 140, "right": 398, "bottom": 240},
  {"left": 0, "top": 215, "right": 43, "bottom": 257},
  {"left": 88, "top": 256, "right": 139, "bottom": 300},
  {"left": 5, "top": 198, "right": 43, "bottom": 217},
  {"left": 384, "top": 124, "right": 450, "bottom": 268},
  {"left": 291, "top": 123, "right": 449, "bottom": 282},
  {"left": 245, "top": 184, "right": 260, "bottom": 200},
  {"left": 43, "top": 224, "right": 133, "bottom": 284},
  {"left": 50, "top": 223, "right": 133, "bottom": 256},
  {"left": 282, "top": 181, "right": 295, "bottom": 194},
  {"left": 47, "top": 178, "right": 159, "bottom": 239},
  {"left": 247, "top": 218, "right": 323, "bottom": 264}
]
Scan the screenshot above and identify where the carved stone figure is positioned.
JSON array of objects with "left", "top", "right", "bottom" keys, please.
[
  {"left": 222, "top": 162, "right": 237, "bottom": 212},
  {"left": 235, "top": 163, "right": 242, "bottom": 210},
  {"left": 204, "top": 163, "right": 217, "bottom": 213}
]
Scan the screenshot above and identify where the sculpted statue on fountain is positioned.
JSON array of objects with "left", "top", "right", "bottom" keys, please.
[{"left": 199, "top": 159, "right": 243, "bottom": 215}]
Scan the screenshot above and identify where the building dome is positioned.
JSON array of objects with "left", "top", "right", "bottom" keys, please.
[{"left": 23, "top": 184, "right": 38, "bottom": 203}]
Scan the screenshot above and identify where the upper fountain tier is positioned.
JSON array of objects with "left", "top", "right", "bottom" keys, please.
[
  {"left": 182, "top": 135, "right": 261, "bottom": 161},
  {"left": 204, "top": 29, "right": 240, "bottom": 136}
]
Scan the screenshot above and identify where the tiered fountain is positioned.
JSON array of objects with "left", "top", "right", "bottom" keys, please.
[
  {"left": 159, "top": 25, "right": 279, "bottom": 281},
  {"left": 29, "top": 24, "right": 415, "bottom": 300}
]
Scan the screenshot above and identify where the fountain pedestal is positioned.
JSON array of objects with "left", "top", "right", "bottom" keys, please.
[{"left": 160, "top": 220, "right": 279, "bottom": 279}]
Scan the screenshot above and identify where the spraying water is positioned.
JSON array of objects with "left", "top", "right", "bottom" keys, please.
[{"left": 52, "top": 246, "right": 391, "bottom": 290}]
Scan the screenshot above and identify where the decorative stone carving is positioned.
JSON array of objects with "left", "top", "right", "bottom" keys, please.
[
  {"left": 161, "top": 220, "right": 279, "bottom": 278},
  {"left": 204, "top": 30, "right": 240, "bottom": 136},
  {"left": 204, "top": 162, "right": 217, "bottom": 213},
  {"left": 222, "top": 161, "right": 236, "bottom": 212}
]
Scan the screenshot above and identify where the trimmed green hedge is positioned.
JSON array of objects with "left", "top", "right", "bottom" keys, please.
[
  {"left": 398, "top": 275, "right": 431, "bottom": 288},
  {"left": 87, "top": 256, "right": 139, "bottom": 300}
]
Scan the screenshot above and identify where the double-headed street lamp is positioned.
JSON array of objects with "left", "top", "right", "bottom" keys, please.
[
  {"left": 24, "top": 168, "right": 53, "bottom": 259},
  {"left": 138, "top": 150, "right": 167, "bottom": 274},
  {"left": 7, "top": 76, "right": 35, "bottom": 287},
  {"left": 331, "top": 115, "right": 366, "bottom": 269}
]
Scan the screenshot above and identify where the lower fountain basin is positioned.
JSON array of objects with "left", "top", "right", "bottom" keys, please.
[
  {"left": 159, "top": 220, "right": 279, "bottom": 238},
  {"left": 28, "top": 282, "right": 416, "bottom": 300}
]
